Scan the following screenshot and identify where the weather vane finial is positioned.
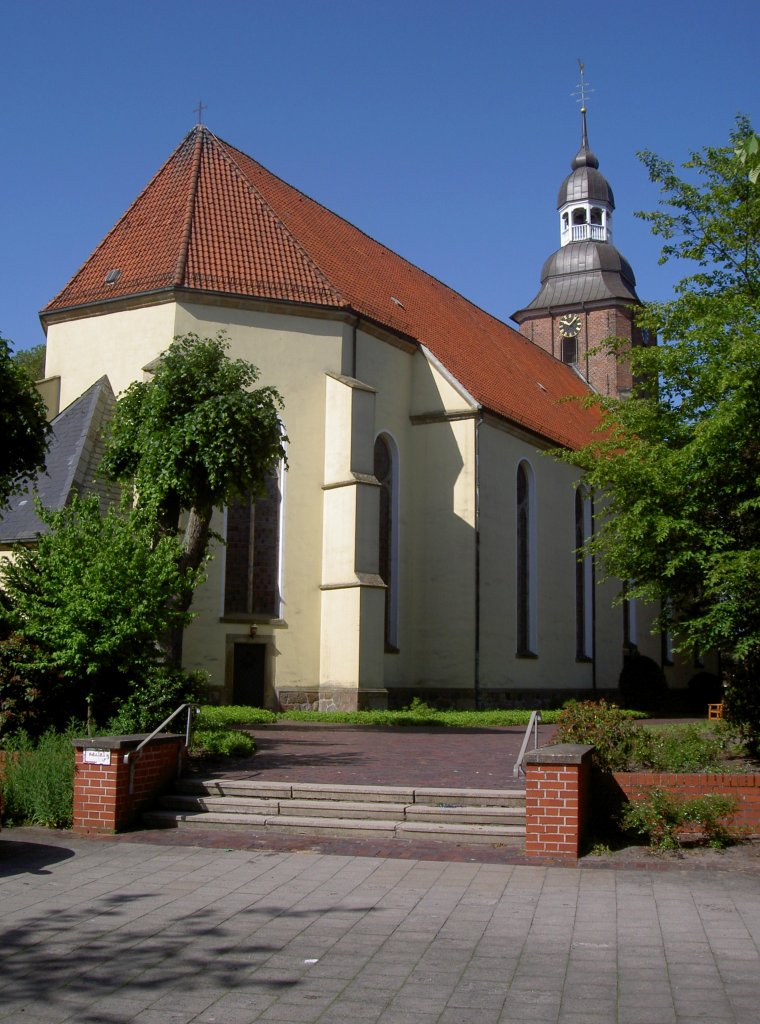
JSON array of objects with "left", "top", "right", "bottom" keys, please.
[
  {"left": 571, "top": 60, "right": 593, "bottom": 113},
  {"left": 193, "top": 101, "right": 207, "bottom": 126}
]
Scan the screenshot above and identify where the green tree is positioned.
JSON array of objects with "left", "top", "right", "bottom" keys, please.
[
  {"left": 11, "top": 342, "right": 47, "bottom": 382},
  {"left": 101, "top": 332, "right": 286, "bottom": 666},
  {"left": 0, "top": 334, "right": 50, "bottom": 510},
  {"left": 0, "top": 495, "right": 203, "bottom": 726},
  {"left": 559, "top": 119, "right": 760, "bottom": 738}
]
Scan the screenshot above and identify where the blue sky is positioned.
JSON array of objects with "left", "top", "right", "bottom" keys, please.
[{"left": 3, "top": 0, "right": 758, "bottom": 354}]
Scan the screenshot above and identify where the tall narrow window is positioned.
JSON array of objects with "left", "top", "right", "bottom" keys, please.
[
  {"left": 224, "top": 465, "right": 282, "bottom": 617},
  {"left": 575, "top": 488, "right": 593, "bottom": 661},
  {"left": 374, "top": 433, "right": 399, "bottom": 650},
  {"left": 516, "top": 461, "right": 536, "bottom": 656}
]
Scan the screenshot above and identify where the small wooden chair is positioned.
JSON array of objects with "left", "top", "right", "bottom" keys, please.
[{"left": 708, "top": 702, "right": 724, "bottom": 720}]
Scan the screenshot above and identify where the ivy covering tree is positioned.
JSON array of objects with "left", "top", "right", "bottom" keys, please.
[
  {"left": 101, "top": 332, "right": 287, "bottom": 667},
  {"left": 560, "top": 119, "right": 760, "bottom": 747},
  {"left": 0, "top": 334, "right": 50, "bottom": 510}
]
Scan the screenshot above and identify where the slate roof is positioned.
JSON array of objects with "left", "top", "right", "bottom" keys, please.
[
  {"left": 516, "top": 240, "right": 640, "bottom": 312},
  {"left": 0, "top": 378, "right": 119, "bottom": 544},
  {"left": 42, "top": 127, "right": 602, "bottom": 450}
]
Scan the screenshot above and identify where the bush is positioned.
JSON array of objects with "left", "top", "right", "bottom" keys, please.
[
  {"left": 620, "top": 788, "right": 738, "bottom": 850},
  {"left": 618, "top": 653, "right": 668, "bottom": 712},
  {"left": 197, "top": 705, "right": 277, "bottom": 729},
  {"left": 641, "top": 723, "right": 733, "bottom": 772},
  {"left": 553, "top": 700, "right": 641, "bottom": 771},
  {"left": 0, "top": 635, "right": 70, "bottom": 739},
  {"left": 107, "top": 668, "right": 207, "bottom": 735},
  {"left": 723, "top": 658, "right": 760, "bottom": 756},
  {"left": 686, "top": 672, "right": 723, "bottom": 715},
  {"left": 191, "top": 728, "right": 255, "bottom": 758},
  {"left": 0, "top": 727, "right": 76, "bottom": 828}
]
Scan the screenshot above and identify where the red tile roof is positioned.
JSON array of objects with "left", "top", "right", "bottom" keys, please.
[{"left": 43, "top": 127, "right": 600, "bottom": 450}]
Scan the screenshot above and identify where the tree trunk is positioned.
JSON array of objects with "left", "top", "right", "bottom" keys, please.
[{"left": 163, "top": 504, "right": 213, "bottom": 670}]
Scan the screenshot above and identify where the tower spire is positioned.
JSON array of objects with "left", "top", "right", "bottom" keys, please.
[{"left": 571, "top": 61, "right": 598, "bottom": 171}]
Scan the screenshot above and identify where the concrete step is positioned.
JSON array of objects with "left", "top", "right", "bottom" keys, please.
[
  {"left": 142, "top": 808, "right": 525, "bottom": 846},
  {"left": 158, "top": 793, "right": 525, "bottom": 826},
  {"left": 145, "top": 778, "right": 527, "bottom": 848},
  {"left": 177, "top": 778, "right": 526, "bottom": 807}
]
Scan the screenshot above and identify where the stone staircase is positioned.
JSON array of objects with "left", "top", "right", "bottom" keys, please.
[{"left": 143, "top": 778, "right": 526, "bottom": 847}]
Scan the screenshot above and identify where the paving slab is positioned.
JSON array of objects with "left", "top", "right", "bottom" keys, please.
[{"left": 2, "top": 828, "right": 760, "bottom": 1023}]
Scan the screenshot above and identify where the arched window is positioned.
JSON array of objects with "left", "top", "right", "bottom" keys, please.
[
  {"left": 516, "top": 461, "right": 537, "bottom": 656},
  {"left": 572, "top": 208, "right": 587, "bottom": 225},
  {"left": 575, "top": 488, "right": 594, "bottom": 661},
  {"left": 590, "top": 207, "right": 603, "bottom": 225},
  {"left": 224, "top": 464, "right": 282, "bottom": 618},
  {"left": 374, "top": 433, "right": 399, "bottom": 650}
]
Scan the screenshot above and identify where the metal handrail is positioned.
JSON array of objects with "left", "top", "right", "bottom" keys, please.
[
  {"left": 513, "top": 710, "right": 542, "bottom": 778},
  {"left": 124, "top": 703, "right": 198, "bottom": 794}
]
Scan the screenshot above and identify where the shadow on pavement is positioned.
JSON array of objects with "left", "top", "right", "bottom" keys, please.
[{"left": 0, "top": 837, "right": 76, "bottom": 876}]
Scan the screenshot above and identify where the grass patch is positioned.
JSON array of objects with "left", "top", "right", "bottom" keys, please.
[
  {"left": 0, "top": 727, "right": 76, "bottom": 828},
  {"left": 196, "top": 699, "right": 646, "bottom": 731}
]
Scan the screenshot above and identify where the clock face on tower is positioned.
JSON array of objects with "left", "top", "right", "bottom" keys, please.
[{"left": 558, "top": 313, "right": 581, "bottom": 338}]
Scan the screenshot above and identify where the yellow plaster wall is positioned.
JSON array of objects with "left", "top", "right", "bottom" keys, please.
[
  {"left": 174, "top": 302, "right": 345, "bottom": 693},
  {"left": 44, "top": 303, "right": 178, "bottom": 408}
]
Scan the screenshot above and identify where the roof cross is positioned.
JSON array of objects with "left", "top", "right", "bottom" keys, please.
[
  {"left": 571, "top": 60, "right": 594, "bottom": 112},
  {"left": 193, "top": 101, "right": 207, "bottom": 125}
]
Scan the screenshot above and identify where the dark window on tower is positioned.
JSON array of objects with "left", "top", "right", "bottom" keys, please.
[
  {"left": 562, "top": 336, "right": 577, "bottom": 364},
  {"left": 224, "top": 467, "right": 281, "bottom": 617},
  {"left": 590, "top": 207, "right": 603, "bottom": 224},
  {"left": 572, "top": 208, "right": 587, "bottom": 224}
]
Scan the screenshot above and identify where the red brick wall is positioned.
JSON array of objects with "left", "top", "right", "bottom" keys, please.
[
  {"left": 525, "top": 746, "right": 594, "bottom": 861},
  {"left": 72, "top": 736, "right": 185, "bottom": 834},
  {"left": 613, "top": 772, "right": 760, "bottom": 836},
  {"left": 517, "top": 307, "right": 641, "bottom": 399}
]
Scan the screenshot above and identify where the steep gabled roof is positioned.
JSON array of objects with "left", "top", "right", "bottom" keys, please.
[
  {"left": 0, "top": 377, "right": 119, "bottom": 544},
  {"left": 42, "top": 127, "right": 601, "bottom": 450}
]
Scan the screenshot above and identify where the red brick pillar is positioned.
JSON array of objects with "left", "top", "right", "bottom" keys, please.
[
  {"left": 524, "top": 744, "right": 594, "bottom": 862},
  {"left": 72, "top": 735, "right": 185, "bottom": 834}
]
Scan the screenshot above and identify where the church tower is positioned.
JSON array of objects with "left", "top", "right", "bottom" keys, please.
[{"left": 512, "top": 87, "right": 647, "bottom": 398}]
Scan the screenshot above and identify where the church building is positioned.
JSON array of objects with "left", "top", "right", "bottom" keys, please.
[{"left": 17, "top": 112, "right": 696, "bottom": 709}]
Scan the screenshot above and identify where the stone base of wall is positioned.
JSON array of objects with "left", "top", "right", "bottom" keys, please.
[
  {"left": 385, "top": 687, "right": 621, "bottom": 711},
  {"left": 613, "top": 771, "right": 760, "bottom": 837},
  {"left": 276, "top": 688, "right": 389, "bottom": 712}
]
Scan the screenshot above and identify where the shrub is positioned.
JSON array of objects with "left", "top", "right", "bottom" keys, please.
[
  {"left": 620, "top": 788, "right": 738, "bottom": 850},
  {"left": 0, "top": 727, "right": 76, "bottom": 828},
  {"left": 553, "top": 700, "right": 641, "bottom": 771},
  {"left": 686, "top": 672, "right": 723, "bottom": 715},
  {"left": 107, "top": 668, "right": 207, "bottom": 735},
  {"left": 191, "top": 728, "right": 255, "bottom": 758},
  {"left": 723, "top": 658, "right": 760, "bottom": 756},
  {"left": 0, "top": 635, "right": 69, "bottom": 739},
  {"left": 196, "top": 705, "right": 277, "bottom": 729},
  {"left": 618, "top": 653, "right": 668, "bottom": 712},
  {"left": 641, "top": 723, "right": 732, "bottom": 772}
]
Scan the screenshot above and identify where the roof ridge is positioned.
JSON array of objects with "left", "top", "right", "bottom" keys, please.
[
  {"left": 172, "top": 128, "right": 204, "bottom": 287},
  {"left": 207, "top": 130, "right": 347, "bottom": 307},
  {"left": 44, "top": 133, "right": 199, "bottom": 312},
  {"left": 54, "top": 377, "right": 115, "bottom": 504}
]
